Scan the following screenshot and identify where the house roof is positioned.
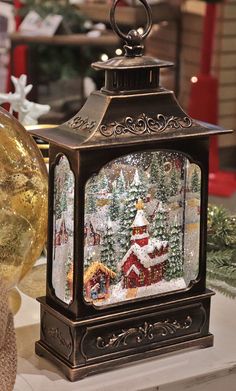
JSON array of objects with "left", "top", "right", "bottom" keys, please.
[
  {"left": 120, "top": 239, "right": 168, "bottom": 269},
  {"left": 84, "top": 262, "right": 116, "bottom": 284}
]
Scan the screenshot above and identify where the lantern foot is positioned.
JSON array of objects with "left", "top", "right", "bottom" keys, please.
[
  {"left": 35, "top": 334, "right": 214, "bottom": 382},
  {"left": 36, "top": 291, "right": 214, "bottom": 382}
]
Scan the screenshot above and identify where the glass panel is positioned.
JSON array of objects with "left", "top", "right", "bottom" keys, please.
[
  {"left": 184, "top": 162, "right": 201, "bottom": 285},
  {"left": 52, "top": 155, "right": 74, "bottom": 304},
  {"left": 84, "top": 151, "right": 201, "bottom": 307}
]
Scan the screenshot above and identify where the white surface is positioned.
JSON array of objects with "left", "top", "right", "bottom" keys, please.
[{"left": 14, "top": 292, "right": 236, "bottom": 391}]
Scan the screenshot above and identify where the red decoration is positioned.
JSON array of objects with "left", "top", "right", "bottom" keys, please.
[
  {"left": 55, "top": 219, "right": 69, "bottom": 246},
  {"left": 188, "top": 3, "right": 236, "bottom": 197},
  {"left": 6, "top": 0, "right": 28, "bottom": 96},
  {"left": 84, "top": 222, "right": 101, "bottom": 246},
  {"left": 122, "top": 253, "right": 166, "bottom": 289},
  {"left": 121, "top": 206, "right": 168, "bottom": 289}
]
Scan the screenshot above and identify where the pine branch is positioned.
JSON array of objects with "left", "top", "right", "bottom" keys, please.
[
  {"left": 207, "top": 205, "right": 236, "bottom": 297},
  {"left": 207, "top": 280, "right": 236, "bottom": 299}
]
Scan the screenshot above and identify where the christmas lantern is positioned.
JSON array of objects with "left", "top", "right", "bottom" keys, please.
[{"left": 31, "top": 0, "right": 232, "bottom": 382}]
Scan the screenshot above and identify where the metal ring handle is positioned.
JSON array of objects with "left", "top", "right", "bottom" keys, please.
[{"left": 110, "top": 0, "right": 152, "bottom": 44}]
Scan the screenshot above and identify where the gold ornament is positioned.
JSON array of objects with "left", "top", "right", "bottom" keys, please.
[
  {"left": 18, "top": 264, "right": 46, "bottom": 299},
  {"left": 26, "top": 124, "right": 57, "bottom": 164},
  {"left": 0, "top": 107, "right": 48, "bottom": 290},
  {"left": 8, "top": 288, "right": 22, "bottom": 315}
]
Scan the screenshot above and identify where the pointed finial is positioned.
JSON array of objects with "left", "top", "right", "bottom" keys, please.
[
  {"left": 133, "top": 169, "right": 141, "bottom": 185},
  {"left": 136, "top": 199, "right": 144, "bottom": 210},
  {"left": 107, "top": 216, "right": 113, "bottom": 229}
]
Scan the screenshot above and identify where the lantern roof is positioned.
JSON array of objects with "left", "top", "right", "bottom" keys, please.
[
  {"left": 30, "top": 0, "right": 232, "bottom": 149},
  {"left": 92, "top": 56, "right": 173, "bottom": 71}
]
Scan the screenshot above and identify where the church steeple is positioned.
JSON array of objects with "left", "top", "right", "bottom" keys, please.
[{"left": 131, "top": 199, "right": 149, "bottom": 247}]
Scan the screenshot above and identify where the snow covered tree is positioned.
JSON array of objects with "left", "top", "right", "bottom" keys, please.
[
  {"left": 139, "top": 168, "right": 149, "bottom": 197},
  {"left": 84, "top": 252, "right": 93, "bottom": 270},
  {"left": 100, "top": 219, "right": 116, "bottom": 272},
  {"left": 86, "top": 176, "right": 98, "bottom": 214},
  {"left": 86, "top": 193, "right": 96, "bottom": 214},
  {"left": 165, "top": 221, "right": 183, "bottom": 281},
  {"left": 152, "top": 203, "right": 169, "bottom": 241},
  {"left": 132, "top": 169, "right": 147, "bottom": 200},
  {"left": 191, "top": 168, "right": 201, "bottom": 193},
  {"left": 64, "top": 172, "right": 74, "bottom": 194},
  {"left": 110, "top": 181, "right": 120, "bottom": 221},
  {"left": 169, "top": 169, "right": 179, "bottom": 197},
  {"left": 65, "top": 255, "right": 73, "bottom": 303},
  {"left": 54, "top": 179, "right": 62, "bottom": 219},
  {"left": 155, "top": 167, "right": 169, "bottom": 203},
  {"left": 99, "top": 172, "right": 109, "bottom": 192},
  {"left": 150, "top": 154, "right": 160, "bottom": 184},
  {"left": 149, "top": 154, "right": 169, "bottom": 203},
  {"left": 116, "top": 169, "right": 126, "bottom": 195}
]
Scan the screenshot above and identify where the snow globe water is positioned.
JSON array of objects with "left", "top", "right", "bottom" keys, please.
[{"left": 83, "top": 151, "right": 201, "bottom": 306}]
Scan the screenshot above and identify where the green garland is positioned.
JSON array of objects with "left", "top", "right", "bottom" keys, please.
[{"left": 207, "top": 205, "right": 236, "bottom": 297}]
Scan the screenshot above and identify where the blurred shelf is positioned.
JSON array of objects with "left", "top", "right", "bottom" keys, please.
[
  {"left": 78, "top": 2, "right": 181, "bottom": 26},
  {"left": 10, "top": 32, "right": 119, "bottom": 46}
]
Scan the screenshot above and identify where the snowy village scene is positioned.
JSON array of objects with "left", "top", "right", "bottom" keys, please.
[
  {"left": 52, "top": 155, "right": 75, "bottom": 304},
  {"left": 83, "top": 151, "right": 201, "bottom": 307}
]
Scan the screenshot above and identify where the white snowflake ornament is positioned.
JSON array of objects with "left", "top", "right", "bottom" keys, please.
[{"left": 0, "top": 74, "right": 50, "bottom": 126}]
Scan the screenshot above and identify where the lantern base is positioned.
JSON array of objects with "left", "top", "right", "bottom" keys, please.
[
  {"left": 36, "top": 290, "right": 214, "bottom": 382},
  {"left": 36, "top": 334, "right": 213, "bottom": 382}
]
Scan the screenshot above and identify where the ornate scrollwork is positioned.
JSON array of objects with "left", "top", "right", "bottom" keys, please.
[
  {"left": 99, "top": 114, "right": 193, "bottom": 138},
  {"left": 47, "top": 327, "right": 72, "bottom": 351},
  {"left": 96, "top": 316, "right": 192, "bottom": 349},
  {"left": 66, "top": 115, "right": 96, "bottom": 133}
]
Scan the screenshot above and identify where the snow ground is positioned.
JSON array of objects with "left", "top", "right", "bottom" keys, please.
[{"left": 94, "top": 278, "right": 187, "bottom": 306}]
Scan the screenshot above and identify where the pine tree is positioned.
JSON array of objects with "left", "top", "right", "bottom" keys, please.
[
  {"left": 152, "top": 203, "right": 169, "bottom": 241},
  {"left": 116, "top": 169, "right": 126, "bottom": 195},
  {"left": 191, "top": 168, "right": 201, "bottom": 193},
  {"left": 169, "top": 169, "right": 179, "bottom": 197},
  {"left": 150, "top": 154, "right": 160, "bottom": 184},
  {"left": 61, "top": 188, "right": 67, "bottom": 213},
  {"left": 86, "top": 176, "right": 98, "bottom": 214},
  {"left": 99, "top": 172, "right": 109, "bottom": 192},
  {"left": 55, "top": 179, "right": 62, "bottom": 219},
  {"left": 84, "top": 253, "right": 93, "bottom": 270},
  {"left": 65, "top": 255, "right": 73, "bottom": 303},
  {"left": 139, "top": 168, "right": 148, "bottom": 197},
  {"left": 118, "top": 170, "right": 147, "bottom": 257},
  {"left": 100, "top": 219, "right": 116, "bottom": 272},
  {"left": 65, "top": 171, "right": 74, "bottom": 194},
  {"left": 165, "top": 221, "right": 183, "bottom": 281},
  {"left": 150, "top": 154, "right": 169, "bottom": 203},
  {"left": 110, "top": 181, "right": 120, "bottom": 221},
  {"left": 155, "top": 167, "right": 169, "bottom": 203}
]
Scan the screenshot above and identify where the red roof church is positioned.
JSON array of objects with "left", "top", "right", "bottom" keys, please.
[{"left": 120, "top": 200, "right": 169, "bottom": 289}]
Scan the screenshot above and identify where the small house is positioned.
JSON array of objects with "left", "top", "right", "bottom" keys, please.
[
  {"left": 84, "top": 222, "right": 101, "bottom": 246},
  {"left": 84, "top": 262, "right": 116, "bottom": 301},
  {"left": 55, "top": 218, "right": 69, "bottom": 246}
]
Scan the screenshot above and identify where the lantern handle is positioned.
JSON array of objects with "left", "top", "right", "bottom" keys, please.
[{"left": 110, "top": 0, "right": 152, "bottom": 57}]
